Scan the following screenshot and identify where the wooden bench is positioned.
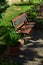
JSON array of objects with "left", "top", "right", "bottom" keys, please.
[{"left": 12, "top": 13, "right": 35, "bottom": 34}]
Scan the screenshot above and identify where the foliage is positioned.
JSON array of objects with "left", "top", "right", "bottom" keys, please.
[
  {"left": 16, "top": 0, "right": 42, "bottom": 5},
  {"left": 27, "top": 10, "right": 37, "bottom": 22},
  {"left": 0, "top": 0, "right": 9, "bottom": 19},
  {"left": 9, "top": 28, "right": 21, "bottom": 42},
  {"left": 27, "top": 3, "right": 43, "bottom": 26},
  {"left": 27, "top": 5, "right": 40, "bottom": 22},
  {"left": 4, "top": 28, "right": 21, "bottom": 46},
  {"left": 0, "top": 0, "right": 8, "bottom": 5},
  {"left": 0, "top": 59, "right": 20, "bottom": 65}
]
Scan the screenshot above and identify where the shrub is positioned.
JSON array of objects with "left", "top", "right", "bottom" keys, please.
[
  {"left": 27, "top": 5, "right": 40, "bottom": 22},
  {"left": 4, "top": 28, "right": 21, "bottom": 46}
]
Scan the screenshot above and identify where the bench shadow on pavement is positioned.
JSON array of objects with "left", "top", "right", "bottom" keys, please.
[
  {"left": 13, "top": 29, "right": 43, "bottom": 65},
  {"left": 38, "top": 60, "right": 43, "bottom": 65}
]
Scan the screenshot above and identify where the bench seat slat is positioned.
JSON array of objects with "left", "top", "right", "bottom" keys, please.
[
  {"left": 23, "top": 28, "right": 32, "bottom": 34},
  {"left": 18, "top": 28, "right": 32, "bottom": 34}
]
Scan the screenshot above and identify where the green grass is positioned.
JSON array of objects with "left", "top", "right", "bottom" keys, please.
[{"left": 0, "top": 5, "right": 33, "bottom": 26}]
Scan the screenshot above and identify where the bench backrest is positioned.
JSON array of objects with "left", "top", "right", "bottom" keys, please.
[{"left": 12, "top": 13, "right": 27, "bottom": 29}]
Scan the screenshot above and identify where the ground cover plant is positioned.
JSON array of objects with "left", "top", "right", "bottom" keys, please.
[{"left": 4, "top": 28, "right": 21, "bottom": 46}]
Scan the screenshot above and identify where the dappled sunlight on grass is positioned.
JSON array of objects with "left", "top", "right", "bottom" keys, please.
[{"left": 0, "top": 5, "right": 33, "bottom": 26}]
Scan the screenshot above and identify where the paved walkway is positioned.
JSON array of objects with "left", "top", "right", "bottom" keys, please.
[{"left": 13, "top": 29, "right": 43, "bottom": 65}]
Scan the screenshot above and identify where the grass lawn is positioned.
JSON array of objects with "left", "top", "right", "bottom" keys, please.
[{"left": 0, "top": 5, "right": 33, "bottom": 26}]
